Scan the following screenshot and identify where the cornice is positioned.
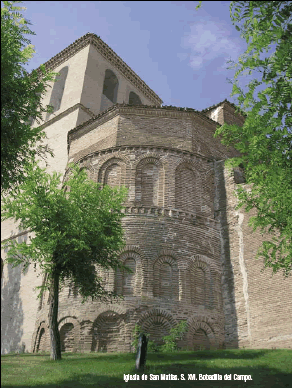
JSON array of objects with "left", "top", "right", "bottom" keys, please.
[
  {"left": 69, "top": 144, "right": 217, "bottom": 166},
  {"left": 38, "top": 103, "right": 96, "bottom": 131},
  {"left": 34, "top": 33, "right": 162, "bottom": 106},
  {"left": 121, "top": 206, "right": 219, "bottom": 229}
]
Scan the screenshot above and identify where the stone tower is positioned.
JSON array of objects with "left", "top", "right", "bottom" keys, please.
[{"left": 1, "top": 33, "right": 291, "bottom": 354}]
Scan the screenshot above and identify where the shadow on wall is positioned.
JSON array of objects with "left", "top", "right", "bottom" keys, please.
[
  {"left": 1, "top": 259, "right": 24, "bottom": 354},
  {"left": 214, "top": 160, "right": 239, "bottom": 349}
]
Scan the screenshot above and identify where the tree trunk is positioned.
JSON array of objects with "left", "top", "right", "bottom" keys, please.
[{"left": 48, "top": 266, "right": 62, "bottom": 360}]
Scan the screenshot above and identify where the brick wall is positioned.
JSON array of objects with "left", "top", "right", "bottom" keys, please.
[{"left": 215, "top": 161, "right": 292, "bottom": 349}]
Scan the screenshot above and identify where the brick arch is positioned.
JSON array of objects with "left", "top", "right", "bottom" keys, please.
[
  {"left": 134, "top": 153, "right": 165, "bottom": 168},
  {"left": 135, "top": 156, "right": 165, "bottom": 207},
  {"left": 137, "top": 309, "right": 177, "bottom": 346},
  {"left": 119, "top": 245, "right": 145, "bottom": 259},
  {"left": 192, "top": 254, "right": 219, "bottom": 271},
  {"left": 98, "top": 157, "right": 127, "bottom": 188},
  {"left": 94, "top": 304, "right": 128, "bottom": 317},
  {"left": 175, "top": 161, "right": 202, "bottom": 213},
  {"left": 157, "top": 249, "right": 177, "bottom": 260},
  {"left": 153, "top": 256, "right": 179, "bottom": 300},
  {"left": 173, "top": 157, "right": 203, "bottom": 173},
  {"left": 58, "top": 316, "right": 79, "bottom": 329},
  {"left": 186, "top": 316, "right": 223, "bottom": 349},
  {"left": 91, "top": 310, "right": 126, "bottom": 352},
  {"left": 115, "top": 250, "right": 142, "bottom": 297},
  {"left": 32, "top": 321, "right": 49, "bottom": 353}
]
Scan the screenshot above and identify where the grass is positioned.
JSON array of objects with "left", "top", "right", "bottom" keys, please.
[{"left": 1, "top": 349, "right": 292, "bottom": 388}]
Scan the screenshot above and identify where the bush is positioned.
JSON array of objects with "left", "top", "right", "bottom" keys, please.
[
  {"left": 132, "top": 321, "right": 188, "bottom": 353},
  {"left": 161, "top": 320, "right": 188, "bottom": 352}
]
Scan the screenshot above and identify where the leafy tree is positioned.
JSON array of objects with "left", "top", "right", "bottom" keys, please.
[
  {"left": 214, "top": 1, "right": 292, "bottom": 276},
  {"left": 1, "top": 163, "right": 128, "bottom": 360},
  {"left": 1, "top": 1, "right": 56, "bottom": 194}
]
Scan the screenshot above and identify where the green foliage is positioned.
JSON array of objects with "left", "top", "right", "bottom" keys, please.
[
  {"left": 195, "top": 1, "right": 202, "bottom": 11},
  {"left": 1, "top": 163, "right": 128, "bottom": 302},
  {"left": 215, "top": 1, "right": 292, "bottom": 276},
  {"left": 1, "top": 1, "right": 56, "bottom": 194},
  {"left": 160, "top": 320, "right": 188, "bottom": 352},
  {"left": 132, "top": 321, "right": 188, "bottom": 353}
]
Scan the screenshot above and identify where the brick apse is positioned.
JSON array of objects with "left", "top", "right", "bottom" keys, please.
[{"left": 1, "top": 33, "right": 291, "bottom": 354}]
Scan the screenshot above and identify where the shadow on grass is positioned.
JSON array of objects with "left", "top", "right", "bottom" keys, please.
[
  {"left": 1, "top": 363, "right": 291, "bottom": 388},
  {"left": 2, "top": 350, "right": 292, "bottom": 388},
  {"left": 22, "top": 349, "right": 276, "bottom": 363}
]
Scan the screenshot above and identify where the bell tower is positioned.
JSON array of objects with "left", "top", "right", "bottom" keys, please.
[{"left": 32, "top": 32, "right": 162, "bottom": 175}]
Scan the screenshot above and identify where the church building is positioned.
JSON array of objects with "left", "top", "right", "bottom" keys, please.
[{"left": 1, "top": 33, "right": 291, "bottom": 354}]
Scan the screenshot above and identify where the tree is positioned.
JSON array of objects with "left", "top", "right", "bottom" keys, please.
[
  {"left": 214, "top": 1, "right": 292, "bottom": 276},
  {"left": 1, "top": 1, "right": 56, "bottom": 194},
  {"left": 1, "top": 163, "right": 128, "bottom": 360}
]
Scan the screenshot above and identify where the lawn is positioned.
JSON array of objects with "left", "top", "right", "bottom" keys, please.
[{"left": 1, "top": 349, "right": 292, "bottom": 388}]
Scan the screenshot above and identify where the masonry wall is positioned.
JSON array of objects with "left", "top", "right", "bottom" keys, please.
[
  {"left": 31, "top": 144, "right": 225, "bottom": 353},
  {"left": 1, "top": 234, "right": 42, "bottom": 354},
  {"left": 215, "top": 161, "right": 292, "bottom": 349},
  {"left": 68, "top": 108, "right": 240, "bottom": 164}
]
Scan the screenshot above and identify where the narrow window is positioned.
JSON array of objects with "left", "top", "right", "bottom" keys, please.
[
  {"left": 193, "top": 329, "right": 210, "bottom": 350},
  {"left": 123, "top": 258, "right": 136, "bottom": 295},
  {"left": 160, "top": 262, "right": 173, "bottom": 299},
  {"left": 141, "top": 163, "right": 159, "bottom": 206},
  {"left": 103, "top": 69, "right": 119, "bottom": 103},
  {"left": 175, "top": 167, "right": 196, "bottom": 212},
  {"left": 46, "top": 66, "right": 68, "bottom": 120},
  {"left": 129, "top": 91, "right": 142, "bottom": 105},
  {"left": 60, "top": 323, "right": 74, "bottom": 352},
  {"left": 104, "top": 164, "right": 122, "bottom": 188},
  {"left": 191, "top": 267, "right": 206, "bottom": 306}
]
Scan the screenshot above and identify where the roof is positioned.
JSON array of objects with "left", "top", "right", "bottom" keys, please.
[{"left": 201, "top": 98, "right": 247, "bottom": 117}]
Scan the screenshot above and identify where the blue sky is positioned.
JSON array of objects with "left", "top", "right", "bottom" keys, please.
[{"left": 22, "top": 1, "right": 248, "bottom": 111}]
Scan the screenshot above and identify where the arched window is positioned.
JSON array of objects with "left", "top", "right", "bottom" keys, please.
[
  {"left": 92, "top": 311, "right": 122, "bottom": 352},
  {"left": 104, "top": 163, "right": 122, "bottom": 188},
  {"left": 153, "top": 257, "right": 179, "bottom": 300},
  {"left": 190, "top": 267, "right": 206, "bottom": 306},
  {"left": 195, "top": 268, "right": 206, "bottom": 305},
  {"left": 37, "top": 328, "right": 46, "bottom": 352},
  {"left": 193, "top": 328, "right": 210, "bottom": 350},
  {"left": 129, "top": 91, "right": 142, "bottom": 105},
  {"left": 46, "top": 66, "right": 68, "bottom": 120},
  {"left": 123, "top": 258, "right": 136, "bottom": 296},
  {"left": 60, "top": 323, "right": 74, "bottom": 352},
  {"left": 103, "top": 69, "right": 119, "bottom": 103},
  {"left": 160, "top": 262, "right": 172, "bottom": 298},
  {"left": 175, "top": 166, "right": 197, "bottom": 212},
  {"left": 141, "top": 163, "right": 159, "bottom": 206}
]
